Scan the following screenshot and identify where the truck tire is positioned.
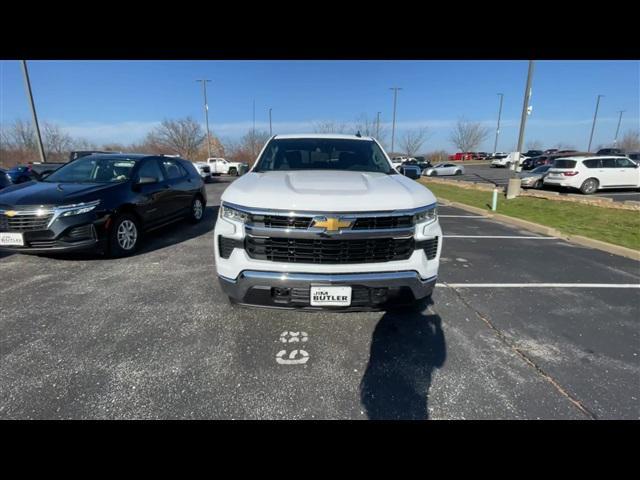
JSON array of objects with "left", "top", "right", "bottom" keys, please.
[{"left": 228, "top": 167, "right": 238, "bottom": 176}]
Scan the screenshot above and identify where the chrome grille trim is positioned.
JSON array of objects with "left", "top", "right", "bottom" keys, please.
[{"left": 222, "top": 201, "right": 436, "bottom": 219}]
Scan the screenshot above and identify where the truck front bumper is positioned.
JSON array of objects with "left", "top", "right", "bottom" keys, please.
[{"left": 218, "top": 270, "right": 437, "bottom": 311}]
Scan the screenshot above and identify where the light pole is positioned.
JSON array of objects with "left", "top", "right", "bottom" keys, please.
[
  {"left": 269, "top": 108, "right": 273, "bottom": 136},
  {"left": 252, "top": 99, "right": 256, "bottom": 157},
  {"left": 587, "top": 94, "right": 604, "bottom": 152},
  {"left": 376, "top": 111, "right": 381, "bottom": 139},
  {"left": 614, "top": 110, "right": 625, "bottom": 146},
  {"left": 20, "top": 60, "right": 46, "bottom": 163},
  {"left": 196, "top": 79, "right": 212, "bottom": 159},
  {"left": 390, "top": 87, "right": 402, "bottom": 154},
  {"left": 493, "top": 93, "right": 504, "bottom": 154},
  {"left": 506, "top": 60, "right": 535, "bottom": 199}
]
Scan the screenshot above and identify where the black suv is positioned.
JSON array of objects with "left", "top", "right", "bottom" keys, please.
[
  {"left": 523, "top": 150, "right": 544, "bottom": 158},
  {"left": 0, "top": 154, "right": 207, "bottom": 257}
]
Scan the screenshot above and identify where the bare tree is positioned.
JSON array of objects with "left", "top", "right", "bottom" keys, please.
[
  {"left": 449, "top": 119, "right": 490, "bottom": 152},
  {"left": 312, "top": 120, "right": 350, "bottom": 134},
  {"left": 42, "top": 123, "right": 75, "bottom": 161},
  {"left": 224, "top": 130, "right": 271, "bottom": 167},
  {"left": 618, "top": 130, "right": 640, "bottom": 152},
  {"left": 525, "top": 140, "right": 543, "bottom": 150},
  {"left": 2, "top": 119, "right": 37, "bottom": 151},
  {"left": 0, "top": 119, "right": 90, "bottom": 163},
  {"left": 554, "top": 142, "right": 576, "bottom": 150},
  {"left": 353, "top": 113, "right": 388, "bottom": 146},
  {"left": 399, "top": 127, "right": 431, "bottom": 156},
  {"left": 425, "top": 150, "right": 449, "bottom": 164},
  {"left": 145, "top": 117, "right": 206, "bottom": 159}
]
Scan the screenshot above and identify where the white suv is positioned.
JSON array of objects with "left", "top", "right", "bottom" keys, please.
[
  {"left": 543, "top": 156, "right": 640, "bottom": 194},
  {"left": 213, "top": 134, "right": 442, "bottom": 310}
]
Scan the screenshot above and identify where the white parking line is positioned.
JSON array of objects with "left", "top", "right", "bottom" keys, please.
[
  {"left": 439, "top": 215, "right": 489, "bottom": 218},
  {"left": 443, "top": 235, "right": 557, "bottom": 239},
  {"left": 437, "top": 283, "right": 640, "bottom": 288}
]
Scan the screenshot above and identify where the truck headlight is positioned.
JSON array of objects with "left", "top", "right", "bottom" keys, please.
[
  {"left": 58, "top": 200, "right": 101, "bottom": 217},
  {"left": 414, "top": 205, "right": 437, "bottom": 228},
  {"left": 221, "top": 203, "right": 249, "bottom": 223}
]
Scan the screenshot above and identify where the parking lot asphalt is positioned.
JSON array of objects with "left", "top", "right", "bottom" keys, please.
[
  {"left": 1, "top": 176, "right": 638, "bottom": 419},
  {"left": 452, "top": 164, "right": 640, "bottom": 203}
]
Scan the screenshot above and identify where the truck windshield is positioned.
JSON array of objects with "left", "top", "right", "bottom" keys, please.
[
  {"left": 44, "top": 156, "right": 136, "bottom": 183},
  {"left": 253, "top": 138, "right": 395, "bottom": 174}
]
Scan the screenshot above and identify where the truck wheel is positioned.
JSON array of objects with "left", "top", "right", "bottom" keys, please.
[
  {"left": 580, "top": 178, "right": 599, "bottom": 195},
  {"left": 108, "top": 213, "right": 141, "bottom": 258},
  {"left": 228, "top": 167, "right": 238, "bottom": 176}
]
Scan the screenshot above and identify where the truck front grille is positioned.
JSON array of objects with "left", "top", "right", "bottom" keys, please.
[
  {"left": 248, "top": 214, "right": 414, "bottom": 231},
  {"left": 245, "top": 236, "right": 414, "bottom": 264},
  {"left": 256, "top": 215, "right": 314, "bottom": 229},
  {"left": 352, "top": 215, "right": 413, "bottom": 230}
]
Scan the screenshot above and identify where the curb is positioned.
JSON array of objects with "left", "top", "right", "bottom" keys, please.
[
  {"left": 565, "top": 235, "right": 640, "bottom": 261},
  {"left": 439, "top": 199, "right": 640, "bottom": 261}
]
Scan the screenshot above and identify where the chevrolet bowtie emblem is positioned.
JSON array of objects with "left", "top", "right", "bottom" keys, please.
[
  {"left": 5, "top": 210, "right": 17, "bottom": 217},
  {"left": 312, "top": 217, "right": 353, "bottom": 232}
]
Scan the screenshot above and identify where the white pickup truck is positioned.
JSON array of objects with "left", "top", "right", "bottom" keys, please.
[
  {"left": 213, "top": 133, "right": 442, "bottom": 310},
  {"left": 206, "top": 157, "right": 247, "bottom": 176},
  {"left": 491, "top": 151, "right": 528, "bottom": 168}
]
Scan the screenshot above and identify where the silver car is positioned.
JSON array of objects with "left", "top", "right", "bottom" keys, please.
[
  {"left": 422, "top": 163, "right": 465, "bottom": 177},
  {"left": 519, "top": 164, "right": 552, "bottom": 189}
]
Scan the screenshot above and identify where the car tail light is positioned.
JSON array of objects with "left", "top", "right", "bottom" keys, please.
[{"left": 563, "top": 171, "right": 579, "bottom": 176}]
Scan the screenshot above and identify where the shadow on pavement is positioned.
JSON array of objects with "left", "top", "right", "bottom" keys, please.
[
  {"left": 136, "top": 205, "right": 218, "bottom": 255},
  {"left": 360, "top": 299, "right": 446, "bottom": 420}
]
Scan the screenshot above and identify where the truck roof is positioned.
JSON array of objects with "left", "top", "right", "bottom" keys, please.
[{"left": 273, "top": 133, "right": 374, "bottom": 141}]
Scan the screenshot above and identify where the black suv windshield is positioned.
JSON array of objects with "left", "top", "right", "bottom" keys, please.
[
  {"left": 253, "top": 138, "right": 395, "bottom": 174},
  {"left": 44, "top": 156, "right": 137, "bottom": 183}
]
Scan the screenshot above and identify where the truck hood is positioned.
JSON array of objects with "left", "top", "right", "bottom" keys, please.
[
  {"left": 221, "top": 171, "right": 437, "bottom": 212},
  {"left": 0, "top": 180, "right": 119, "bottom": 207}
]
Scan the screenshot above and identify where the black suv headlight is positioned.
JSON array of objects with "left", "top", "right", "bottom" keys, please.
[{"left": 57, "top": 199, "right": 101, "bottom": 217}]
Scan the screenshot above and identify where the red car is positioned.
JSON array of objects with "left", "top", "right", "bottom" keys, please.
[{"left": 448, "top": 152, "right": 473, "bottom": 161}]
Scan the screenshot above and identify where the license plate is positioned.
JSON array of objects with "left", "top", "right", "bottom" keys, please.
[
  {"left": 0, "top": 232, "right": 24, "bottom": 246},
  {"left": 548, "top": 173, "right": 561, "bottom": 177},
  {"left": 310, "top": 285, "right": 352, "bottom": 307}
]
